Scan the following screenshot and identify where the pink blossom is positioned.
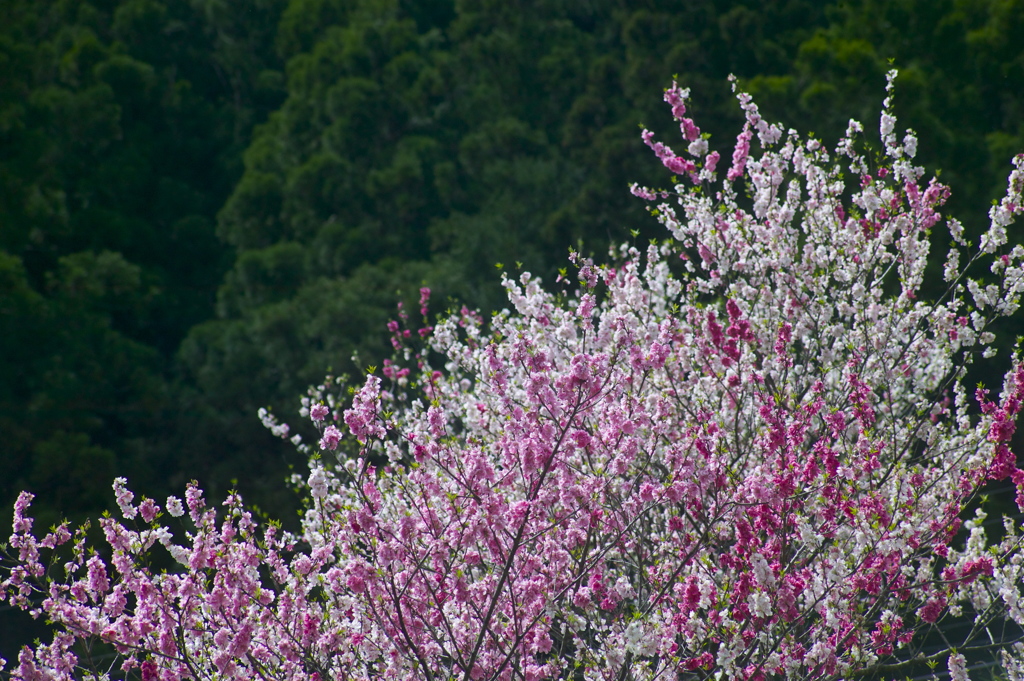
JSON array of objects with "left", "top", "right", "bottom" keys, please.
[
  {"left": 165, "top": 496, "right": 184, "bottom": 518},
  {"left": 629, "top": 183, "right": 659, "bottom": 201},
  {"left": 138, "top": 497, "right": 158, "bottom": 523},
  {"left": 704, "top": 150, "right": 720, "bottom": 174},
  {"left": 112, "top": 477, "right": 136, "bottom": 520},
  {"left": 318, "top": 424, "right": 342, "bottom": 450},
  {"left": 948, "top": 653, "right": 969, "bottom": 681},
  {"left": 13, "top": 491, "right": 33, "bottom": 534},
  {"left": 727, "top": 126, "right": 753, "bottom": 181}
]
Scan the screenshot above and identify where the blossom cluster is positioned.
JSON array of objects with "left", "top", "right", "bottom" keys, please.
[{"left": 4, "top": 71, "right": 1024, "bottom": 681}]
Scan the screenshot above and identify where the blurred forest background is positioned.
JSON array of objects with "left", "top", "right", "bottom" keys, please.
[{"left": 2, "top": 0, "right": 1023, "bottom": 660}]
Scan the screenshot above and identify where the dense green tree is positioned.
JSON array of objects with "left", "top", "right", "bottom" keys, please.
[{"left": 0, "top": 0, "right": 286, "bottom": 520}]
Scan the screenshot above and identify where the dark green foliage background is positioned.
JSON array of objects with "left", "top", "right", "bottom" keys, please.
[{"left": 2, "top": 0, "right": 1023, "bottom": 661}]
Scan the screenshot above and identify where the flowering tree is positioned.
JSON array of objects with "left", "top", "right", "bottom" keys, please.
[{"left": 4, "top": 71, "right": 1024, "bottom": 681}]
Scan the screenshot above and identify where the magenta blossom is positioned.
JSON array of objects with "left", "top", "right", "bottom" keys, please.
[{"left": 318, "top": 424, "right": 341, "bottom": 450}]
